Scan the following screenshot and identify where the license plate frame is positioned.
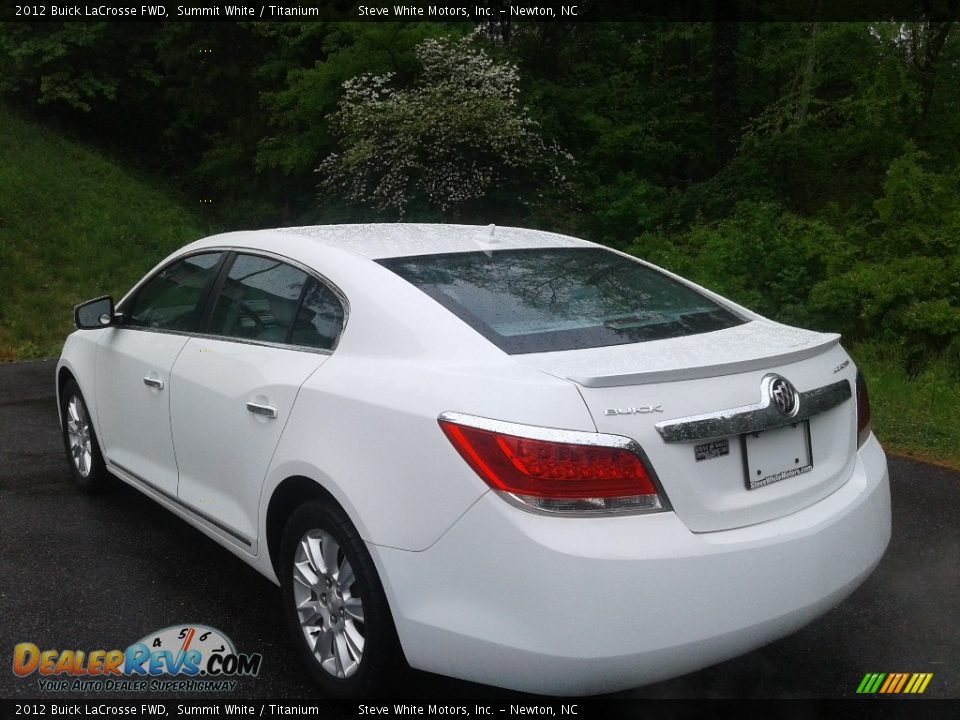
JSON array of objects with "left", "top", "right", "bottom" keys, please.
[{"left": 742, "top": 420, "right": 813, "bottom": 491}]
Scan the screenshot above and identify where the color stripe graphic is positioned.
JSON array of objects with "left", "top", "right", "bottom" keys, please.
[{"left": 856, "top": 672, "right": 933, "bottom": 694}]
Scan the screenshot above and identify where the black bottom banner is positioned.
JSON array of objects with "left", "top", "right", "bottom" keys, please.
[{"left": 2, "top": 699, "right": 959, "bottom": 720}]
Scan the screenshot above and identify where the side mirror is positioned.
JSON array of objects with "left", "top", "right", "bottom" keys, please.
[{"left": 74, "top": 296, "right": 117, "bottom": 330}]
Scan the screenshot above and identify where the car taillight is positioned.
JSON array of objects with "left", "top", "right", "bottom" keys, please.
[
  {"left": 438, "top": 413, "right": 666, "bottom": 515},
  {"left": 856, "top": 371, "right": 872, "bottom": 448}
]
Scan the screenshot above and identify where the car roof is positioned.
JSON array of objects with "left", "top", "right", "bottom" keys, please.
[{"left": 191, "top": 223, "right": 596, "bottom": 260}]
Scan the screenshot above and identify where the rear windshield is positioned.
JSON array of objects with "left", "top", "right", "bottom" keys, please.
[{"left": 379, "top": 247, "right": 745, "bottom": 354}]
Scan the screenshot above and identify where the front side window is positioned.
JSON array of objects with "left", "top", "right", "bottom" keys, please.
[
  {"left": 206, "top": 254, "right": 309, "bottom": 344},
  {"left": 379, "top": 247, "right": 745, "bottom": 354},
  {"left": 125, "top": 252, "right": 223, "bottom": 332}
]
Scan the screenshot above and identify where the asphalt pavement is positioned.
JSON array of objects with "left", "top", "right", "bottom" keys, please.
[{"left": 1, "top": 359, "right": 957, "bottom": 699}]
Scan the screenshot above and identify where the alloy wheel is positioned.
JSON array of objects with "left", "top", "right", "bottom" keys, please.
[
  {"left": 292, "top": 528, "right": 366, "bottom": 678},
  {"left": 65, "top": 395, "right": 93, "bottom": 478}
]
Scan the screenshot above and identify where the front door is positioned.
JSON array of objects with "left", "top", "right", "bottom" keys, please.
[{"left": 95, "top": 252, "right": 224, "bottom": 496}]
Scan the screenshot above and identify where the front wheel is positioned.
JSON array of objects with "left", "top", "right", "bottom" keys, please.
[
  {"left": 60, "top": 379, "right": 112, "bottom": 493},
  {"left": 279, "top": 499, "right": 403, "bottom": 697}
]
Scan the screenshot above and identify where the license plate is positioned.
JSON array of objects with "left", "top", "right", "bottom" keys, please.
[{"left": 743, "top": 421, "right": 812, "bottom": 490}]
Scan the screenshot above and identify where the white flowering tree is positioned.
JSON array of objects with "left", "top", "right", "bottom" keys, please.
[{"left": 317, "top": 36, "right": 571, "bottom": 217}]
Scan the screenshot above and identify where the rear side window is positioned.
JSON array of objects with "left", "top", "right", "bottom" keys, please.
[
  {"left": 125, "top": 252, "right": 223, "bottom": 332},
  {"left": 207, "top": 254, "right": 308, "bottom": 344},
  {"left": 204, "top": 253, "right": 345, "bottom": 350},
  {"left": 290, "top": 279, "right": 345, "bottom": 350},
  {"left": 379, "top": 247, "right": 744, "bottom": 354}
]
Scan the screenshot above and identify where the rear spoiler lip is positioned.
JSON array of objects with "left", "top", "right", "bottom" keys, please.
[{"left": 567, "top": 334, "right": 841, "bottom": 388}]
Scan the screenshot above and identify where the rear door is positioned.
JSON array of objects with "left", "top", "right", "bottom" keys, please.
[
  {"left": 169, "top": 253, "right": 346, "bottom": 549},
  {"left": 96, "top": 251, "right": 224, "bottom": 495}
]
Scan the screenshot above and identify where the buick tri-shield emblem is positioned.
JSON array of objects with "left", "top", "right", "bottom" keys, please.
[{"left": 769, "top": 376, "right": 799, "bottom": 417}]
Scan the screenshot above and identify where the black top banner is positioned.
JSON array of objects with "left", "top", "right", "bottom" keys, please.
[{"left": 2, "top": 0, "right": 960, "bottom": 23}]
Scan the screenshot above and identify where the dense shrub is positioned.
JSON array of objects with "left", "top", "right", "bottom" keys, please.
[
  {"left": 630, "top": 151, "right": 960, "bottom": 374},
  {"left": 811, "top": 147, "right": 960, "bottom": 371},
  {"left": 631, "top": 202, "right": 851, "bottom": 329}
]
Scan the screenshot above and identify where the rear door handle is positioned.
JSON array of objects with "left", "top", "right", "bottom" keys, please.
[
  {"left": 246, "top": 401, "right": 278, "bottom": 419},
  {"left": 143, "top": 376, "right": 164, "bottom": 390}
]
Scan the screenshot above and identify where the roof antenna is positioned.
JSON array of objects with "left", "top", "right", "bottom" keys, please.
[{"left": 474, "top": 223, "right": 499, "bottom": 257}]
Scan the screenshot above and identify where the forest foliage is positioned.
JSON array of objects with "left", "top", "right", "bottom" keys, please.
[{"left": 1, "top": 19, "right": 958, "bottom": 373}]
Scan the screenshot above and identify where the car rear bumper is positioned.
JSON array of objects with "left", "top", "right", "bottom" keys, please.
[{"left": 371, "top": 434, "right": 890, "bottom": 695}]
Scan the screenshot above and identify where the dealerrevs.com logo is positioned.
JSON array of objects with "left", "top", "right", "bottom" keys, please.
[{"left": 13, "top": 625, "right": 263, "bottom": 693}]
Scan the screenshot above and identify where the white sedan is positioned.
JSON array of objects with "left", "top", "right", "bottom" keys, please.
[{"left": 58, "top": 224, "right": 890, "bottom": 696}]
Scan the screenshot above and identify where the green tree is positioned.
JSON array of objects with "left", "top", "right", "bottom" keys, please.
[
  {"left": 257, "top": 23, "right": 452, "bottom": 222},
  {"left": 0, "top": 22, "right": 159, "bottom": 112}
]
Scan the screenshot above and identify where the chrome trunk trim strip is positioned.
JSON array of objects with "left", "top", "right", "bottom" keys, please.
[{"left": 655, "top": 378, "right": 852, "bottom": 443}]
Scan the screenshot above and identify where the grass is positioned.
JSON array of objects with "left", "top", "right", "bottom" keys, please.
[
  {"left": 851, "top": 342, "right": 960, "bottom": 470},
  {"left": 0, "top": 110, "right": 208, "bottom": 360}
]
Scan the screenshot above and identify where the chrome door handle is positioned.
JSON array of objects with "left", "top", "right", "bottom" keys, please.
[
  {"left": 143, "top": 376, "right": 164, "bottom": 390},
  {"left": 246, "top": 402, "right": 278, "bottom": 419}
]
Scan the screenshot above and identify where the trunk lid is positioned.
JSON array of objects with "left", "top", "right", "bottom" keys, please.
[{"left": 516, "top": 320, "right": 859, "bottom": 532}]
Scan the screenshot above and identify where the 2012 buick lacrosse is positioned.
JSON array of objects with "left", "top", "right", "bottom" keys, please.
[{"left": 58, "top": 224, "right": 890, "bottom": 696}]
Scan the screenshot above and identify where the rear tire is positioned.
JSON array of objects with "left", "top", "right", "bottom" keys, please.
[
  {"left": 60, "top": 379, "right": 112, "bottom": 493},
  {"left": 280, "top": 499, "right": 404, "bottom": 697}
]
